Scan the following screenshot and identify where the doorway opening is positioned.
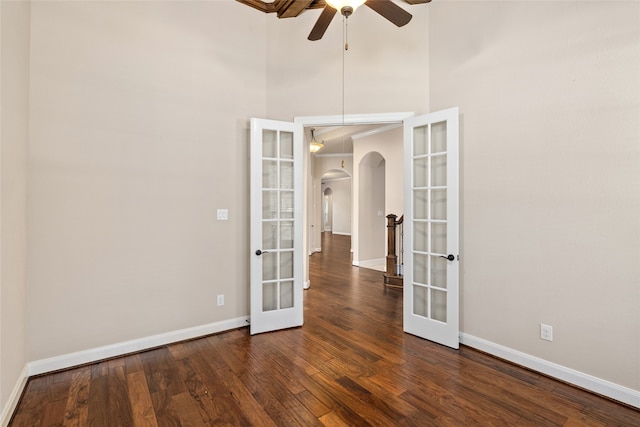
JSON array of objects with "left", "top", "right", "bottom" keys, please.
[{"left": 295, "top": 112, "right": 413, "bottom": 289}]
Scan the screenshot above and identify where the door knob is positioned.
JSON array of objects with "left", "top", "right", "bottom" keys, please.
[
  {"left": 255, "top": 249, "right": 269, "bottom": 256},
  {"left": 440, "top": 254, "right": 455, "bottom": 261}
]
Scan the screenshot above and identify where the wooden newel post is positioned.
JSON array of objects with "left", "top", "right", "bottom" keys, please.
[
  {"left": 386, "top": 214, "right": 398, "bottom": 276},
  {"left": 384, "top": 214, "right": 404, "bottom": 288}
]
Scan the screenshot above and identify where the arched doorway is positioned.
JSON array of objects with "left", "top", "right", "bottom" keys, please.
[{"left": 319, "top": 168, "right": 352, "bottom": 245}]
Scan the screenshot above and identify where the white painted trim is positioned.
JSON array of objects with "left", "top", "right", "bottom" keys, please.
[
  {"left": 322, "top": 176, "right": 351, "bottom": 182},
  {"left": 294, "top": 112, "right": 414, "bottom": 127},
  {"left": 358, "top": 258, "right": 386, "bottom": 270},
  {"left": 331, "top": 232, "right": 351, "bottom": 236},
  {"left": 351, "top": 123, "right": 402, "bottom": 141},
  {"left": 304, "top": 280, "right": 311, "bottom": 290},
  {"left": 1, "top": 366, "right": 29, "bottom": 427},
  {"left": 460, "top": 333, "right": 640, "bottom": 409},
  {"left": 314, "top": 152, "right": 354, "bottom": 158},
  {"left": 28, "top": 317, "right": 249, "bottom": 376}
]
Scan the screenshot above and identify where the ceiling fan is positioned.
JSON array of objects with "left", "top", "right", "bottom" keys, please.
[{"left": 236, "top": 0, "right": 431, "bottom": 41}]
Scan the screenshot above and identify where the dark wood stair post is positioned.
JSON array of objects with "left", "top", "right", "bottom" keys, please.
[{"left": 384, "top": 214, "right": 403, "bottom": 288}]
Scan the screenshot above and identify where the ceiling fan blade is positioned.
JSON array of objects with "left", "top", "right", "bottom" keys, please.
[
  {"left": 308, "top": 6, "right": 337, "bottom": 41},
  {"left": 365, "top": 0, "right": 412, "bottom": 27}
]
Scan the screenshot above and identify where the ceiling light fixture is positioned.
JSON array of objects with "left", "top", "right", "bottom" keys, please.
[
  {"left": 309, "top": 128, "right": 324, "bottom": 153},
  {"left": 326, "top": 0, "right": 366, "bottom": 17}
]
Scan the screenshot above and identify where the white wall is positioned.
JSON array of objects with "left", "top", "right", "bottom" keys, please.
[
  {"left": 354, "top": 127, "right": 404, "bottom": 213},
  {"left": 266, "top": 5, "right": 430, "bottom": 120},
  {"left": 429, "top": 1, "right": 640, "bottom": 391},
  {"left": 322, "top": 178, "right": 351, "bottom": 235},
  {"left": 357, "top": 153, "right": 385, "bottom": 262},
  {"left": 26, "top": 1, "right": 267, "bottom": 361},
  {"left": 0, "top": 0, "right": 30, "bottom": 417}
]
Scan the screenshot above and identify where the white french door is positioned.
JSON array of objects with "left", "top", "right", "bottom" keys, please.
[
  {"left": 250, "top": 118, "right": 304, "bottom": 335},
  {"left": 403, "top": 108, "right": 460, "bottom": 349}
]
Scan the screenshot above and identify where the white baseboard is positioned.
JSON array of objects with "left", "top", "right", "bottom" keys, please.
[
  {"left": 331, "top": 232, "right": 351, "bottom": 236},
  {"left": 460, "top": 333, "right": 640, "bottom": 409},
  {"left": 28, "top": 316, "right": 249, "bottom": 376},
  {"left": 304, "top": 280, "right": 311, "bottom": 290},
  {"left": 358, "top": 258, "right": 386, "bottom": 271},
  {"left": 1, "top": 365, "right": 29, "bottom": 427}
]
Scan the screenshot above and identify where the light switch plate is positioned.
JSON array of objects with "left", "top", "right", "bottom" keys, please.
[{"left": 217, "top": 209, "right": 228, "bottom": 220}]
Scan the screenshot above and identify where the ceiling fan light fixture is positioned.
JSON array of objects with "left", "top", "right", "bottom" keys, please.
[
  {"left": 326, "top": 0, "right": 366, "bottom": 15},
  {"left": 309, "top": 128, "right": 324, "bottom": 153}
]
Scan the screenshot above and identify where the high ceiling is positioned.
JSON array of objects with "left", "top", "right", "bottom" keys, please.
[{"left": 236, "top": 0, "right": 411, "bottom": 156}]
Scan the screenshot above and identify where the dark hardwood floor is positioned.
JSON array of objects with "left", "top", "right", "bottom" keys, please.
[{"left": 10, "top": 233, "right": 640, "bottom": 426}]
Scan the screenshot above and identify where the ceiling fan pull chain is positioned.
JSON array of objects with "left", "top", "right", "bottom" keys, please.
[{"left": 345, "top": 16, "right": 349, "bottom": 50}]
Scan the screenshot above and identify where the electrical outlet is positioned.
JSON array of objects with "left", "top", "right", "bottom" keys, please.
[
  {"left": 217, "top": 294, "right": 224, "bottom": 306},
  {"left": 540, "top": 323, "right": 553, "bottom": 342}
]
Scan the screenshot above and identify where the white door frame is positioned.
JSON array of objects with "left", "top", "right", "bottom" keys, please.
[{"left": 294, "top": 112, "right": 414, "bottom": 289}]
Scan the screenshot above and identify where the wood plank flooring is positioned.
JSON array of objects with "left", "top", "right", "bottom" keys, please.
[{"left": 10, "top": 233, "right": 640, "bottom": 426}]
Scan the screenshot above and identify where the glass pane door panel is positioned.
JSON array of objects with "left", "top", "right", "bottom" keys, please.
[
  {"left": 262, "top": 222, "right": 277, "bottom": 250},
  {"left": 280, "top": 192, "right": 294, "bottom": 219},
  {"left": 413, "top": 253, "right": 428, "bottom": 285},
  {"left": 280, "top": 162, "right": 294, "bottom": 189},
  {"left": 280, "top": 281, "right": 294, "bottom": 309},
  {"left": 430, "top": 256, "right": 447, "bottom": 289},
  {"left": 404, "top": 108, "right": 459, "bottom": 349},
  {"left": 280, "top": 221, "right": 294, "bottom": 249},
  {"left": 251, "top": 118, "right": 303, "bottom": 336},
  {"left": 280, "top": 251, "right": 293, "bottom": 279},
  {"left": 413, "top": 190, "right": 428, "bottom": 220},
  {"left": 262, "top": 191, "right": 277, "bottom": 219},
  {"left": 431, "top": 222, "right": 447, "bottom": 254},
  {"left": 263, "top": 160, "right": 277, "bottom": 189},
  {"left": 263, "top": 283, "right": 277, "bottom": 311},
  {"left": 413, "top": 157, "right": 428, "bottom": 188},
  {"left": 413, "top": 285, "right": 428, "bottom": 317},
  {"left": 431, "top": 289, "right": 447, "bottom": 322},
  {"left": 280, "top": 131, "right": 294, "bottom": 160},
  {"left": 413, "top": 125, "right": 428, "bottom": 156},
  {"left": 431, "top": 121, "right": 447, "bottom": 154},
  {"left": 262, "top": 252, "right": 277, "bottom": 281},
  {"left": 431, "top": 154, "right": 447, "bottom": 187},
  {"left": 414, "top": 222, "right": 428, "bottom": 252},
  {"left": 263, "top": 130, "right": 277, "bottom": 158},
  {"left": 431, "top": 189, "right": 447, "bottom": 220}
]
